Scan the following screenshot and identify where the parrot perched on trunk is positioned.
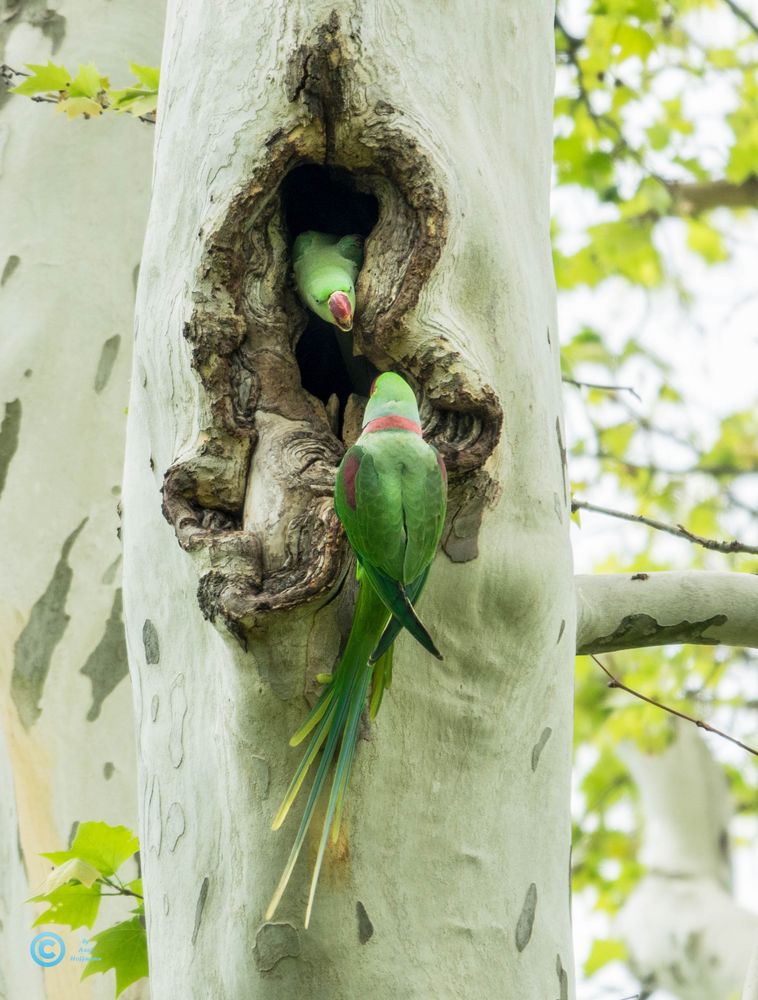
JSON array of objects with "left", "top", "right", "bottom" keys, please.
[
  {"left": 266, "top": 372, "right": 447, "bottom": 927},
  {"left": 292, "top": 230, "right": 374, "bottom": 394}
]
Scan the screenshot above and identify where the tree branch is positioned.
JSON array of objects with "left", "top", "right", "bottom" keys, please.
[
  {"left": 667, "top": 178, "right": 758, "bottom": 214},
  {"left": 572, "top": 498, "right": 758, "bottom": 555},
  {"left": 591, "top": 654, "right": 758, "bottom": 758},
  {"left": 722, "top": 0, "right": 758, "bottom": 36},
  {"left": 562, "top": 377, "right": 641, "bottom": 401},
  {"left": 576, "top": 571, "right": 758, "bottom": 654}
]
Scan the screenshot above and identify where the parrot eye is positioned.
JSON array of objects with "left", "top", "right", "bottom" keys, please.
[{"left": 369, "top": 376, "right": 379, "bottom": 395}]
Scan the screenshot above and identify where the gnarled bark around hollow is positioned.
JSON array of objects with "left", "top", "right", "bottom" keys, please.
[{"left": 123, "top": 1, "right": 574, "bottom": 997}]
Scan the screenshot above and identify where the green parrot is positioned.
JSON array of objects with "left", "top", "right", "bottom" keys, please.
[
  {"left": 293, "top": 230, "right": 364, "bottom": 332},
  {"left": 266, "top": 372, "right": 448, "bottom": 927},
  {"left": 292, "top": 230, "right": 375, "bottom": 395}
]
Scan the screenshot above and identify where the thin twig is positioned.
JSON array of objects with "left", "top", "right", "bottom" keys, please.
[
  {"left": 100, "top": 876, "right": 143, "bottom": 900},
  {"left": 572, "top": 498, "right": 758, "bottom": 555},
  {"left": 722, "top": 0, "right": 758, "bottom": 36},
  {"left": 591, "top": 654, "right": 758, "bottom": 758},
  {"left": 562, "top": 377, "right": 641, "bottom": 402},
  {"left": 0, "top": 64, "right": 30, "bottom": 80}
]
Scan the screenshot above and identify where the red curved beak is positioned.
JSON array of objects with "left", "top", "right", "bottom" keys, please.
[{"left": 328, "top": 291, "right": 353, "bottom": 331}]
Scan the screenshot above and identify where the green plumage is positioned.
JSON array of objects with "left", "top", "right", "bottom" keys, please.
[
  {"left": 292, "top": 231, "right": 364, "bottom": 329},
  {"left": 266, "top": 373, "right": 447, "bottom": 927}
]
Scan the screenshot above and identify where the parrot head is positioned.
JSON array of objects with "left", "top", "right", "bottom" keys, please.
[
  {"left": 304, "top": 286, "right": 355, "bottom": 332},
  {"left": 363, "top": 372, "right": 421, "bottom": 427}
]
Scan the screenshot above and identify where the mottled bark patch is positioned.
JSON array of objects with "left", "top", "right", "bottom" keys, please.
[
  {"left": 531, "top": 728, "right": 552, "bottom": 772},
  {"left": 101, "top": 555, "right": 121, "bottom": 585},
  {"left": 12, "top": 518, "right": 86, "bottom": 728},
  {"left": 356, "top": 900, "right": 374, "bottom": 944},
  {"left": 515, "top": 883, "right": 537, "bottom": 952},
  {"left": 103, "top": 762, "right": 115, "bottom": 780},
  {"left": 169, "top": 674, "right": 188, "bottom": 767},
  {"left": 1, "top": 254, "right": 19, "bottom": 285},
  {"left": 80, "top": 588, "right": 128, "bottom": 721},
  {"left": 253, "top": 921, "right": 301, "bottom": 972},
  {"left": 579, "top": 612, "right": 728, "bottom": 655},
  {"left": 191, "top": 877, "right": 210, "bottom": 945},
  {"left": 556, "top": 954, "right": 569, "bottom": 1000},
  {"left": 553, "top": 491, "right": 563, "bottom": 524},
  {"left": 0, "top": 398, "right": 21, "bottom": 500},
  {"left": 555, "top": 418, "right": 567, "bottom": 506},
  {"left": 142, "top": 619, "right": 160, "bottom": 664},
  {"left": 165, "top": 802, "right": 186, "bottom": 852},
  {"left": 441, "top": 469, "right": 500, "bottom": 563},
  {"left": 0, "top": 8, "right": 66, "bottom": 111},
  {"left": 250, "top": 755, "right": 270, "bottom": 800},
  {"left": 557, "top": 619, "right": 566, "bottom": 644},
  {"left": 94, "top": 334, "right": 121, "bottom": 393},
  {"left": 150, "top": 694, "right": 159, "bottom": 721},
  {"left": 147, "top": 776, "right": 162, "bottom": 855}
]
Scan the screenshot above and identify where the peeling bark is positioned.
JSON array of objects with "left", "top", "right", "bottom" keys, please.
[{"left": 576, "top": 572, "right": 758, "bottom": 654}]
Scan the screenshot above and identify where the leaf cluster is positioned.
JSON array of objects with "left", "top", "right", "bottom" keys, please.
[
  {"left": 9, "top": 61, "right": 159, "bottom": 119},
  {"left": 28, "top": 822, "right": 147, "bottom": 997}
]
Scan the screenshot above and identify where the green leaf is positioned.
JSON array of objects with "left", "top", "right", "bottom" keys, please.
[
  {"left": 108, "top": 87, "right": 158, "bottom": 117},
  {"left": 68, "top": 63, "right": 108, "bottom": 99},
  {"left": 599, "top": 421, "right": 636, "bottom": 456},
  {"left": 41, "top": 822, "right": 138, "bottom": 877},
  {"left": 80, "top": 917, "right": 148, "bottom": 997},
  {"left": 584, "top": 937, "right": 629, "bottom": 975},
  {"left": 11, "top": 61, "right": 70, "bottom": 95},
  {"left": 613, "top": 23, "right": 654, "bottom": 62},
  {"left": 129, "top": 63, "right": 159, "bottom": 90},
  {"left": 686, "top": 219, "right": 728, "bottom": 263},
  {"left": 31, "top": 883, "right": 101, "bottom": 930}
]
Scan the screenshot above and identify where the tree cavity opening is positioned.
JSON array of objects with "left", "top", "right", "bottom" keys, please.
[{"left": 281, "top": 164, "right": 380, "bottom": 422}]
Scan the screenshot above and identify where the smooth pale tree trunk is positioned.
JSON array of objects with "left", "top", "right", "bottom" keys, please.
[
  {"left": 616, "top": 724, "right": 758, "bottom": 1000},
  {"left": 123, "top": 1, "right": 575, "bottom": 997},
  {"left": 0, "top": 2, "right": 163, "bottom": 997}
]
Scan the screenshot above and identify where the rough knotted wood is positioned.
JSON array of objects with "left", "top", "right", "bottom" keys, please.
[{"left": 161, "top": 13, "right": 502, "bottom": 639}]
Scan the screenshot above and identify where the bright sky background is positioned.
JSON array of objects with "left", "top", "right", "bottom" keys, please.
[{"left": 555, "top": 2, "right": 758, "bottom": 997}]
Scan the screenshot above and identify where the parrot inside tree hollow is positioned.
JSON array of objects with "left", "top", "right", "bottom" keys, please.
[
  {"left": 292, "top": 230, "right": 374, "bottom": 394},
  {"left": 266, "top": 372, "right": 448, "bottom": 927}
]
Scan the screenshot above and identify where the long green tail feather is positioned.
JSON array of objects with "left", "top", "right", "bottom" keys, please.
[
  {"left": 305, "top": 666, "right": 373, "bottom": 928},
  {"left": 289, "top": 684, "right": 336, "bottom": 747},
  {"left": 266, "top": 576, "right": 390, "bottom": 925},
  {"left": 265, "top": 665, "right": 357, "bottom": 920},
  {"left": 369, "top": 647, "right": 393, "bottom": 719},
  {"left": 271, "top": 695, "right": 339, "bottom": 831}
]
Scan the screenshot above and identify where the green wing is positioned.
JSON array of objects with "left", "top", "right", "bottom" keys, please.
[
  {"left": 369, "top": 566, "right": 430, "bottom": 664},
  {"left": 335, "top": 436, "right": 446, "bottom": 659},
  {"left": 337, "top": 234, "right": 364, "bottom": 267}
]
